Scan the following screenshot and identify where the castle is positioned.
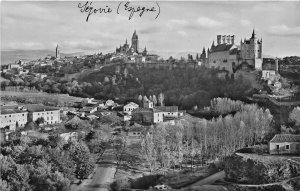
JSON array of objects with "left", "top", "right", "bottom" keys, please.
[
  {"left": 116, "top": 30, "right": 143, "bottom": 55},
  {"left": 203, "top": 29, "right": 263, "bottom": 73}
]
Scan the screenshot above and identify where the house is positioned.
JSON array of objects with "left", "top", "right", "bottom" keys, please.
[
  {"left": 132, "top": 100, "right": 179, "bottom": 124},
  {"left": 269, "top": 134, "right": 300, "bottom": 155},
  {"left": 0, "top": 107, "right": 28, "bottom": 131},
  {"left": 105, "top": 99, "right": 115, "bottom": 107},
  {"left": 24, "top": 104, "right": 61, "bottom": 125},
  {"left": 154, "top": 106, "right": 179, "bottom": 118},
  {"left": 126, "top": 124, "right": 153, "bottom": 145},
  {"left": 123, "top": 102, "right": 139, "bottom": 115},
  {"left": 262, "top": 70, "right": 276, "bottom": 80},
  {"left": 79, "top": 106, "right": 97, "bottom": 114},
  {"left": 60, "top": 107, "right": 77, "bottom": 115},
  {"left": 132, "top": 107, "right": 163, "bottom": 124}
]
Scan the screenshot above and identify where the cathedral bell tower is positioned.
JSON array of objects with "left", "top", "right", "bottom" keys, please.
[{"left": 131, "top": 30, "right": 139, "bottom": 53}]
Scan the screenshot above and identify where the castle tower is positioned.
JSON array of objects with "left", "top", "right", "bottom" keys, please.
[
  {"left": 55, "top": 44, "right": 60, "bottom": 59},
  {"left": 200, "top": 47, "right": 206, "bottom": 59},
  {"left": 131, "top": 30, "right": 139, "bottom": 53}
]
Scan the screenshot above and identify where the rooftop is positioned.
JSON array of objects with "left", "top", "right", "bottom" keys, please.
[
  {"left": 270, "top": 134, "right": 300, "bottom": 143},
  {"left": 1, "top": 108, "right": 28, "bottom": 115},
  {"left": 154, "top": 106, "right": 178, "bottom": 112},
  {"left": 23, "top": 104, "right": 59, "bottom": 112},
  {"left": 211, "top": 44, "right": 235, "bottom": 53}
]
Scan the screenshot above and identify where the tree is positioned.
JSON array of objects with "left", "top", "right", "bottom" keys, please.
[
  {"left": 0, "top": 155, "right": 31, "bottom": 191},
  {"left": 141, "top": 133, "right": 157, "bottom": 173},
  {"left": 113, "top": 136, "right": 127, "bottom": 177},
  {"left": 138, "top": 95, "right": 143, "bottom": 104},
  {"left": 35, "top": 117, "right": 45, "bottom": 126},
  {"left": 143, "top": 95, "right": 148, "bottom": 102},
  {"left": 124, "top": 68, "right": 128, "bottom": 78},
  {"left": 152, "top": 95, "right": 158, "bottom": 106},
  {"left": 70, "top": 142, "right": 95, "bottom": 183},
  {"left": 289, "top": 106, "right": 300, "bottom": 133},
  {"left": 158, "top": 93, "right": 165, "bottom": 106}
]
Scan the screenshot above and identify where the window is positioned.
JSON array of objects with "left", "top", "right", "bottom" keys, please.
[
  {"left": 276, "top": 145, "right": 279, "bottom": 150},
  {"left": 286, "top": 145, "right": 290, "bottom": 150}
]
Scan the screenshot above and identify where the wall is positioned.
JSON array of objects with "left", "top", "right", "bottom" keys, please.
[
  {"left": 0, "top": 112, "right": 28, "bottom": 130},
  {"left": 30, "top": 110, "right": 60, "bottom": 125},
  {"left": 153, "top": 112, "right": 163, "bottom": 123},
  {"left": 269, "top": 142, "right": 300, "bottom": 155}
]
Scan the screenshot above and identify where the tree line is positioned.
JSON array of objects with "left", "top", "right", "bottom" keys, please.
[{"left": 140, "top": 99, "right": 274, "bottom": 173}]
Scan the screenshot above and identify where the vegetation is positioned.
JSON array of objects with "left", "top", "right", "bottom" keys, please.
[
  {"left": 139, "top": 99, "right": 274, "bottom": 174},
  {"left": 288, "top": 106, "right": 300, "bottom": 133},
  {"left": 0, "top": 133, "right": 96, "bottom": 190}
]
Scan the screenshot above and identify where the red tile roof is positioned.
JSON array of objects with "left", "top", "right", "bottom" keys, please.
[{"left": 270, "top": 134, "right": 300, "bottom": 143}]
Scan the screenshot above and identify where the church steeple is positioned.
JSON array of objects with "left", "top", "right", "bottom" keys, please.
[{"left": 251, "top": 28, "right": 256, "bottom": 39}]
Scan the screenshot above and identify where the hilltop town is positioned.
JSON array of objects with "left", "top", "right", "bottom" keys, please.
[{"left": 1, "top": 29, "right": 300, "bottom": 191}]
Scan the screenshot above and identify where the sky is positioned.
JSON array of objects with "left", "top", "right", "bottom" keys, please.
[{"left": 1, "top": 1, "right": 300, "bottom": 58}]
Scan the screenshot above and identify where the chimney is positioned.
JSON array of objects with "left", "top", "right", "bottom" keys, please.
[
  {"left": 231, "top": 35, "right": 235, "bottom": 44},
  {"left": 217, "top": 35, "right": 221, "bottom": 45},
  {"left": 222, "top": 35, "right": 226, "bottom": 44},
  {"left": 227, "top": 35, "right": 231, "bottom": 44}
]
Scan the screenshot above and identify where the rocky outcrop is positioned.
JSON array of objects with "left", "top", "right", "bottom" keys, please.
[{"left": 224, "top": 153, "right": 300, "bottom": 184}]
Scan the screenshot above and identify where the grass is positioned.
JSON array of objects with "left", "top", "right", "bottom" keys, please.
[{"left": 1, "top": 91, "right": 83, "bottom": 106}]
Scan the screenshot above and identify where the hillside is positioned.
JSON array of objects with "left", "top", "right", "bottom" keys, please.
[
  {"left": 77, "top": 65, "right": 258, "bottom": 109},
  {"left": 224, "top": 153, "right": 300, "bottom": 184}
]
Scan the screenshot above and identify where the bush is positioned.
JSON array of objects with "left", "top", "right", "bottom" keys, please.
[{"left": 131, "top": 175, "right": 162, "bottom": 189}]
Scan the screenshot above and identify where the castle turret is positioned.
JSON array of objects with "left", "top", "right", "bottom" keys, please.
[
  {"left": 251, "top": 29, "right": 256, "bottom": 39},
  {"left": 211, "top": 41, "right": 215, "bottom": 50},
  {"left": 217, "top": 35, "right": 221, "bottom": 45},
  {"left": 200, "top": 47, "right": 206, "bottom": 59}
]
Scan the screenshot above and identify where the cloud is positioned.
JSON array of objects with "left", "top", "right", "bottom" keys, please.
[
  {"left": 177, "top": 31, "right": 187, "bottom": 37},
  {"left": 240, "top": 19, "right": 251, "bottom": 27},
  {"left": 268, "top": 25, "right": 300, "bottom": 37},
  {"left": 61, "top": 40, "right": 106, "bottom": 50},
  {"left": 197, "top": 17, "right": 223, "bottom": 28},
  {"left": 5, "top": 42, "right": 45, "bottom": 50},
  {"left": 167, "top": 19, "right": 188, "bottom": 29},
  {"left": 217, "top": 12, "right": 233, "bottom": 19}
]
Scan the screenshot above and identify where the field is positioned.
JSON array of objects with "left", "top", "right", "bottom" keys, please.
[{"left": 1, "top": 91, "right": 83, "bottom": 106}]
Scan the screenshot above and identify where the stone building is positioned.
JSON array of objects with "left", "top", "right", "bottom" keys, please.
[
  {"left": 116, "top": 30, "right": 139, "bottom": 54},
  {"left": 205, "top": 29, "right": 263, "bottom": 73},
  {"left": 269, "top": 134, "right": 300, "bottom": 155},
  {"left": 25, "top": 104, "right": 61, "bottom": 125},
  {"left": 0, "top": 107, "right": 28, "bottom": 131}
]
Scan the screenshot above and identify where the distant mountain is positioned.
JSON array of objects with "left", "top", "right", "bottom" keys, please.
[{"left": 1, "top": 50, "right": 84, "bottom": 65}]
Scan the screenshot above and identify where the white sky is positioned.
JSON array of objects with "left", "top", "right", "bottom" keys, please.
[{"left": 1, "top": 1, "right": 300, "bottom": 57}]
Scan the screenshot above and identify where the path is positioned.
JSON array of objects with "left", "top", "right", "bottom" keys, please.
[
  {"left": 71, "top": 165, "right": 116, "bottom": 191},
  {"left": 190, "top": 171, "right": 226, "bottom": 187}
]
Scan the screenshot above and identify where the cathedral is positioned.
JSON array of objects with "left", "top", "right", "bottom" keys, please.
[
  {"left": 116, "top": 30, "right": 141, "bottom": 55},
  {"left": 203, "top": 29, "right": 263, "bottom": 73}
]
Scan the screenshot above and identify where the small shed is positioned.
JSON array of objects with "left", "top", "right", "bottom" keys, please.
[{"left": 269, "top": 134, "right": 300, "bottom": 155}]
